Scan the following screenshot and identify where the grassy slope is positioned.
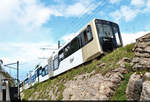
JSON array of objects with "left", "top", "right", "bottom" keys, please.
[{"left": 22, "top": 43, "right": 135, "bottom": 100}]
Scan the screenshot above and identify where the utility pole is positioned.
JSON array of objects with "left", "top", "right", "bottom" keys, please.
[
  {"left": 17, "top": 61, "right": 20, "bottom": 100},
  {"left": 58, "top": 40, "right": 61, "bottom": 49},
  {"left": 2, "top": 60, "right": 20, "bottom": 100}
]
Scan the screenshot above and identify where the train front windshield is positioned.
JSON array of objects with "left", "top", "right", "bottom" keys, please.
[{"left": 95, "top": 19, "right": 123, "bottom": 51}]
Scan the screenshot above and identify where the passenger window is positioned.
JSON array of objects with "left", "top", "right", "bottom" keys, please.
[
  {"left": 59, "top": 49, "right": 64, "bottom": 61},
  {"left": 80, "top": 25, "right": 93, "bottom": 46},
  {"left": 45, "top": 66, "right": 48, "bottom": 75},
  {"left": 86, "top": 26, "right": 93, "bottom": 41},
  {"left": 70, "top": 37, "right": 79, "bottom": 54},
  {"left": 64, "top": 44, "right": 71, "bottom": 58},
  {"left": 24, "top": 78, "right": 28, "bottom": 84},
  {"left": 39, "top": 69, "right": 42, "bottom": 75},
  {"left": 42, "top": 68, "right": 45, "bottom": 76},
  {"left": 53, "top": 57, "right": 59, "bottom": 70},
  {"left": 77, "top": 35, "right": 82, "bottom": 48},
  {"left": 83, "top": 31, "right": 88, "bottom": 43}
]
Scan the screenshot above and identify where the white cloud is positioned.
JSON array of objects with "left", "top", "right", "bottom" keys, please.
[
  {"left": 131, "top": 0, "right": 145, "bottom": 7},
  {"left": 110, "top": 6, "right": 139, "bottom": 22},
  {"left": 65, "top": 2, "right": 86, "bottom": 17},
  {"left": 110, "top": 10, "right": 122, "bottom": 23},
  {"left": 143, "top": 0, "right": 150, "bottom": 12},
  {"left": 122, "top": 31, "right": 150, "bottom": 46},
  {"left": 61, "top": 33, "right": 77, "bottom": 43},
  {"left": 0, "top": 0, "right": 20, "bottom": 23},
  {"left": 0, "top": 42, "right": 57, "bottom": 64},
  {"left": 0, "top": 41, "right": 58, "bottom": 80},
  {"left": 109, "top": 0, "right": 121, "bottom": 4},
  {"left": 18, "top": 3, "right": 51, "bottom": 28},
  {"left": 0, "top": 0, "right": 101, "bottom": 30},
  {"left": 121, "top": 6, "right": 139, "bottom": 22},
  {"left": 50, "top": 0, "right": 102, "bottom": 17}
]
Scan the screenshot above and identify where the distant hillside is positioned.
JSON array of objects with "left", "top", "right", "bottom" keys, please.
[{"left": 21, "top": 43, "right": 135, "bottom": 100}]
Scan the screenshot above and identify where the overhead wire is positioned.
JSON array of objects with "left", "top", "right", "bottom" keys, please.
[
  {"left": 63, "top": 0, "right": 107, "bottom": 39},
  {"left": 62, "top": 0, "right": 98, "bottom": 37},
  {"left": 71, "top": 0, "right": 106, "bottom": 33}
]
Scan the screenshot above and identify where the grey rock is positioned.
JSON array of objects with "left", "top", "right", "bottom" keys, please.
[
  {"left": 117, "top": 57, "right": 131, "bottom": 68},
  {"left": 132, "top": 57, "right": 140, "bottom": 63},
  {"left": 144, "top": 46, "right": 150, "bottom": 53},
  {"left": 109, "top": 72, "right": 123, "bottom": 84},
  {"left": 63, "top": 67, "right": 125, "bottom": 100},
  {"left": 112, "top": 68, "right": 128, "bottom": 74},
  {"left": 126, "top": 72, "right": 143, "bottom": 100},
  {"left": 140, "top": 81, "right": 150, "bottom": 101},
  {"left": 134, "top": 48, "right": 144, "bottom": 52},
  {"left": 143, "top": 72, "right": 150, "bottom": 82},
  {"left": 138, "top": 42, "right": 147, "bottom": 48},
  {"left": 135, "top": 52, "right": 150, "bottom": 58},
  {"left": 97, "top": 63, "right": 106, "bottom": 68}
]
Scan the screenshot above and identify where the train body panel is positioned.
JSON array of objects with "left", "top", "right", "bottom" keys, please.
[
  {"left": 54, "top": 49, "right": 83, "bottom": 76},
  {"left": 39, "top": 74, "right": 49, "bottom": 83},
  {"left": 82, "top": 20, "right": 102, "bottom": 62}
]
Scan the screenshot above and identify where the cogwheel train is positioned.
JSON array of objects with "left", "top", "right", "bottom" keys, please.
[{"left": 19, "top": 18, "right": 123, "bottom": 92}]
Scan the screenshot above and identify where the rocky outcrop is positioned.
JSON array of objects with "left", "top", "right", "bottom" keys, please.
[
  {"left": 126, "top": 72, "right": 143, "bottom": 100},
  {"left": 131, "top": 33, "right": 150, "bottom": 71},
  {"left": 62, "top": 59, "right": 129, "bottom": 100},
  {"left": 140, "top": 72, "right": 150, "bottom": 100},
  {"left": 126, "top": 72, "right": 150, "bottom": 101},
  {"left": 127, "top": 33, "right": 150, "bottom": 101}
]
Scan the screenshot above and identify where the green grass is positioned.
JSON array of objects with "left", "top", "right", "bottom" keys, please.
[
  {"left": 22, "top": 43, "right": 135, "bottom": 100},
  {"left": 96, "top": 43, "right": 135, "bottom": 75},
  {"left": 110, "top": 60, "right": 134, "bottom": 100},
  {"left": 110, "top": 71, "right": 134, "bottom": 100}
]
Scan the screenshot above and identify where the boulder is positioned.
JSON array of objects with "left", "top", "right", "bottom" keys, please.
[
  {"left": 111, "top": 67, "right": 128, "bottom": 74},
  {"left": 109, "top": 72, "right": 124, "bottom": 84},
  {"left": 117, "top": 57, "right": 131, "bottom": 68},
  {"left": 143, "top": 72, "right": 150, "bottom": 82},
  {"left": 140, "top": 81, "right": 150, "bottom": 101},
  {"left": 126, "top": 72, "right": 143, "bottom": 100}
]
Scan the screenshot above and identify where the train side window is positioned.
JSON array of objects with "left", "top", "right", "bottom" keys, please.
[
  {"left": 64, "top": 44, "right": 71, "bottom": 58},
  {"left": 77, "top": 35, "right": 82, "bottom": 48},
  {"left": 42, "top": 68, "right": 46, "bottom": 76},
  {"left": 80, "top": 25, "right": 93, "bottom": 46},
  {"left": 45, "top": 66, "right": 48, "bottom": 75},
  {"left": 70, "top": 37, "right": 79, "bottom": 54},
  {"left": 83, "top": 31, "right": 88, "bottom": 43},
  {"left": 24, "top": 78, "right": 28, "bottom": 85},
  {"left": 80, "top": 32, "right": 85, "bottom": 46},
  {"left": 53, "top": 57, "right": 59, "bottom": 71},
  {"left": 86, "top": 25, "right": 93, "bottom": 41},
  {"left": 59, "top": 49, "right": 64, "bottom": 61},
  {"left": 39, "top": 68, "right": 42, "bottom": 75}
]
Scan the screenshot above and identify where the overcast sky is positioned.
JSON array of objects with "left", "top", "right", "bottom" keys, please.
[{"left": 0, "top": 0, "right": 150, "bottom": 81}]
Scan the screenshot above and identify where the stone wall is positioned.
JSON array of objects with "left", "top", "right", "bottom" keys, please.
[
  {"left": 126, "top": 33, "right": 150, "bottom": 101},
  {"left": 131, "top": 33, "right": 150, "bottom": 71}
]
